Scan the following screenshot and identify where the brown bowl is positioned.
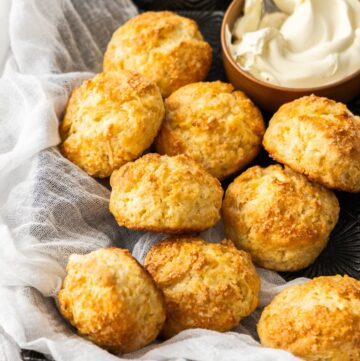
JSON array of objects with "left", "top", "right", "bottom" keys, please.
[{"left": 221, "top": 0, "right": 360, "bottom": 112}]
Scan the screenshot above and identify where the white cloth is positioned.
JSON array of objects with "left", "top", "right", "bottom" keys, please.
[
  {"left": 0, "top": 0, "right": 11, "bottom": 75},
  {"left": 0, "top": 1, "right": 305, "bottom": 360}
]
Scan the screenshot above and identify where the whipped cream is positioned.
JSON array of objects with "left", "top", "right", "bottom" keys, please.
[{"left": 227, "top": 0, "right": 360, "bottom": 88}]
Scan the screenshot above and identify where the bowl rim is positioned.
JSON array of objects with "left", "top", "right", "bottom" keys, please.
[{"left": 220, "top": 0, "right": 360, "bottom": 93}]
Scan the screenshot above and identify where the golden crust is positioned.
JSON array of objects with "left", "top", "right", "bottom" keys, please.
[
  {"left": 109, "top": 153, "right": 223, "bottom": 233},
  {"left": 103, "top": 11, "right": 212, "bottom": 97},
  {"left": 257, "top": 275, "right": 360, "bottom": 361},
  {"left": 155, "top": 81, "right": 265, "bottom": 180},
  {"left": 59, "top": 71, "right": 164, "bottom": 178},
  {"left": 58, "top": 248, "right": 166, "bottom": 354},
  {"left": 144, "top": 237, "right": 260, "bottom": 338},
  {"left": 222, "top": 164, "right": 339, "bottom": 271},
  {"left": 263, "top": 95, "right": 360, "bottom": 192}
]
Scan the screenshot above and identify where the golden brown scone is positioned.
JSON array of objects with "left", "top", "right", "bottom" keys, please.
[
  {"left": 58, "top": 248, "right": 166, "bottom": 354},
  {"left": 109, "top": 154, "right": 223, "bottom": 233},
  {"left": 155, "top": 81, "right": 265, "bottom": 180},
  {"left": 103, "top": 11, "right": 212, "bottom": 98},
  {"left": 263, "top": 95, "right": 360, "bottom": 192},
  {"left": 258, "top": 275, "right": 360, "bottom": 361},
  {"left": 222, "top": 164, "right": 339, "bottom": 271},
  {"left": 144, "top": 237, "right": 260, "bottom": 338},
  {"left": 59, "top": 71, "right": 164, "bottom": 178}
]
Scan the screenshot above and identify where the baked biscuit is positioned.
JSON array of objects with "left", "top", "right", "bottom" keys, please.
[
  {"left": 222, "top": 165, "right": 339, "bottom": 271},
  {"left": 103, "top": 11, "right": 212, "bottom": 97},
  {"left": 263, "top": 95, "right": 360, "bottom": 192},
  {"left": 60, "top": 71, "right": 164, "bottom": 177},
  {"left": 155, "top": 81, "right": 265, "bottom": 180},
  {"left": 109, "top": 154, "right": 223, "bottom": 233},
  {"left": 58, "top": 248, "right": 166, "bottom": 354},
  {"left": 258, "top": 275, "right": 360, "bottom": 361},
  {"left": 144, "top": 237, "right": 260, "bottom": 338}
]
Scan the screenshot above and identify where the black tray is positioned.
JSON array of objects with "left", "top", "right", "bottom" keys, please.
[{"left": 22, "top": 0, "right": 360, "bottom": 360}]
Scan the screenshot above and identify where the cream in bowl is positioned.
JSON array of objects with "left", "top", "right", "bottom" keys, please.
[{"left": 226, "top": 0, "right": 360, "bottom": 88}]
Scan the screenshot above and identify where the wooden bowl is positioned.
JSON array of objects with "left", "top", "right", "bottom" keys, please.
[{"left": 221, "top": 0, "right": 360, "bottom": 112}]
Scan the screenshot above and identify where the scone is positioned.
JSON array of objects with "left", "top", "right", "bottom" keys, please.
[
  {"left": 58, "top": 248, "right": 166, "bottom": 354},
  {"left": 109, "top": 154, "right": 223, "bottom": 233},
  {"left": 103, "top": 11, "right": 212, "bottom": 97},
  {"left": 222, "top": 165, "right": 339, "bottom": 271},
  {"left": 155, "top": 81, "right": 265, "bottom": 180},
  {"left": 263, "top": 95, "right": 360, "bottom": 192},
  {"left": 59, "top": 71, "right": 164, "bottom": 177},
  {"left": 144, "top": 237, "right": 260, "bottom": 338},
  {"left": 258, "top": 275, "right": 360, "bottom": 361}
]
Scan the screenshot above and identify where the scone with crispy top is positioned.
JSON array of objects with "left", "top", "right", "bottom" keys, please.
[
  {"left": 60, "top": 70, "right": 164, "bottom": 177},
  {"left": 109, "top": 154, "right": 223, "bottom": 233},
  {"left": 222, "top": 164, "right": 339, "bottom": 271},
  {"left": 145, "top": 237, "right": 260, "bottom": 338},
  {"left": 58, "top": 248, "right": 166, "bottom": 354},
  {"left": 103, "top": 11, "right": 212, "bottom": 97},
  {"left": 258, "top": 275, "right": 360, "bottom": 361},
  {"left": 263, "top": 95, "right": 360, "bottom": 192},
  {"left": 155, "top": 81, "right": 265, "bottom": 180}
]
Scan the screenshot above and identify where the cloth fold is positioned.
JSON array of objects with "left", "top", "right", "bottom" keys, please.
[{"left": 0, "top": 0, "right": 304, "bottom": 360}]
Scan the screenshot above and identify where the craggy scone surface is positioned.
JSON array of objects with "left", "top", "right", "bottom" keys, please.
[
  {"left": 155, "top": 81, "right": 265, "bottom": 180},
  {"left": 145, "top": 237, "right": 260, "bottom": 338},
  {"left": 58, "top": 248, "right": 166, "bottom": 354},
  {"left": 109, "top": 154, "right": 223, "bottom": 233},
  {"left": 60, "top": 71, "right": 164, "bottom": 177},
  {"left": 222, "top": 165, "right": 339, "bottom": 271},
  {"left": 263, "top": 95, "right": 360, "bottom": 192},
  {"left": 258, "top": 275, "right": 360, "bottom": 361},
  {"left": 103, "top": 11, "right": 212, "bottom": 97}
]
